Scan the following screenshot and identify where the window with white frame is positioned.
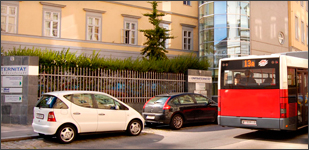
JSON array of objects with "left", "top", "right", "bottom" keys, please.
[
  {"left": 183, "top": 28, "right": 193, "bottom": 50},
  {"left": 43, "top": 10, "right": 60, "bottom": 37},
  {"left": 295, "top": 16, "right": 299, "bottom": 40},
  {"left": 160, "top": 23, "right": 170, "bottom": 49},
  {"left": 183, "top": 1, "right": 191, "bottom": 6},
  {"left": 301, "top": 21, "right": 304, "bottom": 43},
  {"left": 124, "top": 21, "right": 137, "bottom": 45},
  {"left": 1, "top": 4, "right": 18, "bottom": 33},
  {"left": 87, "top": 16, "right": 101, "bottom": 41}
]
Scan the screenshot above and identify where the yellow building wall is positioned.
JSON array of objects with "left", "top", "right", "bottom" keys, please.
[
  {"left": 2, "top": 1, "right": 199, "bottom": 57},
  {"left": 288, "top": 1, "right": 308, "bottom": 51}
]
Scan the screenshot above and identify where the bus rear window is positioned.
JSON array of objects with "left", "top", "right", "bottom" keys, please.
[{"left": 221, "top": 58, "right": 279, "bottom": 89}]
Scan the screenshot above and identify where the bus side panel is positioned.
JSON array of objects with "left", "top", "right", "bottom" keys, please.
[{"left": 220, "top": 89, "right": 280, "bottom": 118}]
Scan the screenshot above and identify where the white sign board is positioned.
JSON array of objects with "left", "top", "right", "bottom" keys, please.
[
  {"left": 188, "top": 75, "right": 212, "bottom": 83},
  {"left": 2, "top": 76, "right": 23, "bottom": 87},
  {"left": 5, "top": 95, "right": 22, "bottom": 102},
  {"left": 1, "top": 88, "right": 22, "bottom": 93},
  {"left": 1, "top": 65, "right": 38, "bottom": 75},
  {"left": 195, "top": 83, "right": 205, "bottom": 91}
]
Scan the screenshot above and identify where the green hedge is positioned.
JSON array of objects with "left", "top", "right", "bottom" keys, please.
[{"left": 2, "top": 46, "right": 209, "bottom": 73}]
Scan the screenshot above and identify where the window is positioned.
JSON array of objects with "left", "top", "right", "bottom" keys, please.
[
  {"left": 72, "top": 94, "right": 93, "bottom": 108},
  {"left": 193, "top": 95, "right": 209, "bottom": 104},
  {"left": 87, "top": 16, "right": 101, "bottom": 41},
  {"left": 183, "top": 29, "right": 193, "bottom": 50},
  {"left": 301, "top": 21, "right": 304, "bottom": 43},
  {"left": 160, "top": 23, "right": 170, "bottom": 49},
  {"left": 36, "top": 95, "right": 68, "bottom": 109},
  {"left": 43, "top": 10, "right": 60, "bottom": 37},
  {"left": 53, "top": 98, "right": 68, "bottom": 109},
  {"left": 178, "top": 95, "right": 195, "bottom": 104},
  {"left": 124, "top": 21, "right": 137, "bottom": 44},
  {"left": 295, "top": 16, "right": 299, "bottom": 40},
  {"left": 94, "top": 94, "right": 115, "bottom": 109},
  {"left": 183, "top": 1, "right": 191, "bottom": 6},
  {"left": 1, "top": 3, "right": 18, "bottom": 33}
]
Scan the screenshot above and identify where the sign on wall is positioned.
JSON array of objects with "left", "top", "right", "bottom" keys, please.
[
  {"left": 1, "top": 65, "right": 38, "bottom": 75},
  {"left": 2, "top": 76, "right": 23, "bottom": 87},
  {"left": 188, "top": 75, "right": 212, "bottom": 83},
  {"left": 1, "top": 88, "right": 22, "bottom": 93},
  {"left": 5, "top": 95, "right": 22, "bottom": 102}
]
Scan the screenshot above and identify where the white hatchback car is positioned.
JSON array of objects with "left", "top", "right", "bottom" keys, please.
[{"left": 32, "top": 91, "right": 144, "bottom": 143}]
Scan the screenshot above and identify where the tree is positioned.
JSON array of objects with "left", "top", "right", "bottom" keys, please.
[{"left": 140, "top": 1, "right": 174, "bottom": 60}]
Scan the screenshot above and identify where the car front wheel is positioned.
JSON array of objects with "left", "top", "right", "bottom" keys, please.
[
  {"left": 127, "top": 120, "right": 142, "bottom": 136},
  {"left": 56, "top": 124, "right": 76, "bottom": 143},
  {"left": 170, "top": 114, "right": 183, "bottom": 130}
]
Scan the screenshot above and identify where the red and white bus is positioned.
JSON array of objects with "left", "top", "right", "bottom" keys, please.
[{"left": 218, "top": 51, "right": 308, "bottom": 131}]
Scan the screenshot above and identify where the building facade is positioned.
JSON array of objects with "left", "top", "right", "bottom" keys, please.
[
  {"left": 1, "top": 1, "right": 199, "bottom": 58},
  {"left": 199, "top": 1, "right": 308, "bottom": 99}
]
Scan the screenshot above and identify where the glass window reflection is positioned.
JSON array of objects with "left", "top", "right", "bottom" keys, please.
[
  {"left": 214, "top": 1, "right": 226, "bottom": 14},
  {"left": 227, "top": 1, "right": 240, "bottom": 14},
  {"left": 214, "top": 27, "right": 227, "bottom": 42},
  {"left": 214, "top": 15, "right": 227, "bottom": 28},
  {"left": 240, "top": 2, "right": 250, "bottom": 16}
]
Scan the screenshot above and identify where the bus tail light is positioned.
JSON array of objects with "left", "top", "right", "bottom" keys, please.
[
  {"left": 280, "top": 103, "right": 287, "bottom": 118},
  {"left": 218, "top": 91, "right": 221, "bottom": 115}
]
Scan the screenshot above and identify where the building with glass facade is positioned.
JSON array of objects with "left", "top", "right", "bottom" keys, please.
[
  {"left": 199, "top": 1, "right": 250, "bottom": 98},
  {"left": 199, "top": 1, "right": 307, "bottom": 100}
]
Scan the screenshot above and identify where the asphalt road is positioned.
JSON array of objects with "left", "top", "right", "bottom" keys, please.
[{"left": 1, "top": 123, "right": 308, "bottom": 149}]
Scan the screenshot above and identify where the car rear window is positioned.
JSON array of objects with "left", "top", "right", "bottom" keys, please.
[
  {"left": 36, "top": 95, "right": 68, "bottom": 109},
  {"left": 148, "top": 96, "right": 169, "bottom": 105}
]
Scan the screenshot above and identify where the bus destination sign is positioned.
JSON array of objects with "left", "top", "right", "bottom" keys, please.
[{"left": 242, "top": 60, "right": 255, "bottom": 68}]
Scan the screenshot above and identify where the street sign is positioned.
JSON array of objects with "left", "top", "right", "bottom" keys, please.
[
  {"left": 5, "top": 95, "right": 23, "bottom": 102},
  {"left": 1, "top": 76, "right": 23, "bottom": 87},
  {"left": 1, "top": 88, "right": 22, "bottom": 93}
]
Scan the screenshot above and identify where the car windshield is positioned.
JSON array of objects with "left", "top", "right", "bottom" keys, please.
[
  {"left": 36, "top": 95, "right": 57, "bottom": 108},
  {"left": 148, "top": 96, "right": 169, "bottom": 105}
]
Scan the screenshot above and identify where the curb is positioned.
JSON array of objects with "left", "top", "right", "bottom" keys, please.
[{"left": 1, "top": 135, "right": 40, "bottom": 142}]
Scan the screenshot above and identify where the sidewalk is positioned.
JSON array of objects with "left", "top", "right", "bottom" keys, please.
[{"left": 1, "top": 123, "right": 40, "bottom": 142}]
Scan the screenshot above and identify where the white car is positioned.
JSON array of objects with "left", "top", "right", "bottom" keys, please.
[{"left": 32, "top": 91, "right": 144, "bottom": 143}]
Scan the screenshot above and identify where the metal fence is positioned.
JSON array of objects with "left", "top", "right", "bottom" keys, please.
[{"left": 38, "top": 65, "right": 185, "bottom": 103}]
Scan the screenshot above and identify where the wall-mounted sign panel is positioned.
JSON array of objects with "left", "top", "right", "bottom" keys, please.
[
  {"left": 5, "top": 95, "right": 22, "bottom": 102},
  {"left": 2, "top": 76, "right": 23, "bottom": 87},
  {"left": 195, "top": 83, "right": 205, "bottom": 90},
  {"left": 1, "top": 65, "right": 38, "bottom": 75},
  {"left": 188, "top": 75, "right": 212, "bottom": 83},
  {"left": 1, "top": 88, "right": 22, "bottom": 93}
]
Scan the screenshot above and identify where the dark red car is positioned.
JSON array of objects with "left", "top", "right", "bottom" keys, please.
[{"left": 142, "top": 93, "right": 218, "bottom": 129}]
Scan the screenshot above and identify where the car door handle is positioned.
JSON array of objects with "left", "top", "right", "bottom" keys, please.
[
  {"left": 99, "top": 113, "right": 105, "bottom": 116},
  {"left": 73, "top": 112, "right": 80, "bottom": 115}
]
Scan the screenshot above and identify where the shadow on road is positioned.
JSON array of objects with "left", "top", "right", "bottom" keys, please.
[
  {"left": 234, "top": 127, "right": 308, "bottom": 144},
  {"left": 146, "top": 122, "right": 234, "bottom": 132},
  {"left": 41, "top": 130, "right": 165, "bottom": 146}
]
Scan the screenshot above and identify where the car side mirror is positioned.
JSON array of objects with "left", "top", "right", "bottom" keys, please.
[{"left": 115, "top": 105, "right": 120, "bottom": 110}]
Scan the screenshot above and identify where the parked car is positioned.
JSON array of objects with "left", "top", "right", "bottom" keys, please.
[
  {"left": 142, "top": 93, "right": 217, "bottom": 129},
  {"left": 32, "top": 91, "right": 144, "bottom": 143}
]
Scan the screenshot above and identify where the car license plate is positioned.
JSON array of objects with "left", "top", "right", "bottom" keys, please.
[
  {"left": 241, "top": 120, "right": 256, "bottom": 125},
  {"left": 36, "top": 113, "right": 44, "bottom": 119},
  {"left": 146, "top": 116, "right": 155, "bottom": 119}
]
